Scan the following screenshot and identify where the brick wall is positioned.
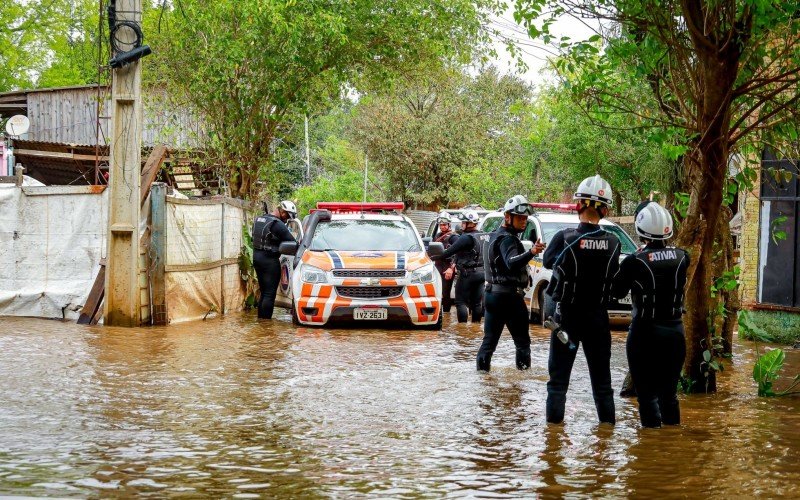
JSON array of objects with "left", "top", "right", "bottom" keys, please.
[{"left": 739, "top": 164, "right": 761, "bottom": 306}]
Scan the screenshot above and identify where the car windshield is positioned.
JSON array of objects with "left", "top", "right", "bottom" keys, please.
[
  {"left": 481, "top": 215, "right": 503, "bottom": 232},
  {"left": 310, "top": 219, "right": 422, "bottom": 252},
  {"left": 540, "top": 222, "right": 638, "bottom": 255}
]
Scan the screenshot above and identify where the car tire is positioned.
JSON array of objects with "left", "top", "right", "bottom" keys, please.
[
  {"left": 423, "top": 311, "right": 444, "bottom": 331},
  {"left": 541, "top": 286, "right": 555, "bottom": 327},
  {"left": 291, "top": 302, "right": 300, "bottom": 326},
  {"left": 529, "top": 287, "right": 542, "bottom": 324}
]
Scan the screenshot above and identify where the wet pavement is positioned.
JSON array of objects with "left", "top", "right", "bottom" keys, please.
[{"left": 0, "top": 312, "right": 799, "bottom": 498}]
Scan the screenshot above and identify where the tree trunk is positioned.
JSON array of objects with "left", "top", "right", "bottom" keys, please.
[{"left": 717, "top": 206, "right": 738, "bottom": 356}]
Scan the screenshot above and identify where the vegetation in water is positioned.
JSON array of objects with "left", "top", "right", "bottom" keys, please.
[{"left": 753, "top": 348, "right": 800, "bottom": 397}]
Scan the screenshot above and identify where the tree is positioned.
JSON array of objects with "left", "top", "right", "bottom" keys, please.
[
  {"left": 0, "top": 0, "right": 78, "bottom": 91},
  {"left": 525, "top": 85, "right": 672, "bottom": 211},
  {"left": 151, "top": 0, "right": 495, "bottom": 200},
  {"left": 515, "top": 0, "right": 800, "bottom": 391},
  {"left": 350, "top": 65, "right": 533, "bottom": 209}
]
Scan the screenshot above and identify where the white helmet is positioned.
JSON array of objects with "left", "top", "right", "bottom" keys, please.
[
  {"left": 279, "top": 200, "right": 297, "bottom": 218},
  {"left": 635, "top": 202, "right": 674, "bottom": 240},
  {"left": 503, "top": 194, "right": 534, "bottom": 215},
  {"left": 437, "top": 210, "right": 452, "bottom": 224},
  {"left": 574, "top": 175, "right": 613, "bottom": 207},
  {"left": 460, "top": 210, "right": 480, "bottom": 224}
]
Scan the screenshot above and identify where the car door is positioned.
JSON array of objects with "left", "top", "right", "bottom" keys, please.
[{"left": 275, "top": 218, "right": 303, "bottom": 308}]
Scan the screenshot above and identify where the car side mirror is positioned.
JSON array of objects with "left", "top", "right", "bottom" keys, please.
[
  {"left": 427, "top": 242, "right": 444, "bottom": 258},
  {"left": 279, "top": 241, "right": 299, "bottom": 256},
  {"left": 422, "top": 236, "right": 432, "bottom": 248}
]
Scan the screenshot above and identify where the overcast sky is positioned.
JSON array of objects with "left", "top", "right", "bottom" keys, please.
[{"left": 488, "top": 10, "right": 598, "bottom": 88}]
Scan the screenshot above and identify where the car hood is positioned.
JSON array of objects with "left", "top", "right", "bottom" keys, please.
[{"left": 302, "top": 250, "right": 430, "bottom": 271}]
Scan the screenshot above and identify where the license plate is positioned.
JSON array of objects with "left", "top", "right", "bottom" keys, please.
[
  {"left": 618, "top": 295, "right": 632, "bottom": 305},
  {"left": 354, "top": 308, "right": 388, "bottom": 320}
]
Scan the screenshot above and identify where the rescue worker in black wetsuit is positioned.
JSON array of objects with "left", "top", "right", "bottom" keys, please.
[
  {"left": 477, "top": 195, "right": 546, "bottom": 370},
  {"left": 433, "top": 211, "right": 459, "bottom": 314},
  {"left": 543, "top": 175, "right": 621, "bottom": 425},
  {"left": 252, "top": 200, "right": 297, "bottom": 319},
  {"left": 434, "top": 210, "right": 490, "bottom": 323},
  {"left": 612, "top": 201, "right": 689, "bottom": 428}
]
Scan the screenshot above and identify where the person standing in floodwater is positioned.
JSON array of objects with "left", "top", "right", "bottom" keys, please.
[
  {"left": 542, "top": 175, "right": 620, "bottom": 425},
  {"left": 478, "top": 195, "right": 545, "bottom": 371},
  {"left": 434, "top": 210, "right": 490, "bottom": 323},
  {"left": 252, "top": 200, "right": 297, "bottom": 319},
  {"left": 432, "top": 211, "right": 459, "bottom": 314},
  {"left": 612, "top": 201, "right": 689, "bottom": 428}
]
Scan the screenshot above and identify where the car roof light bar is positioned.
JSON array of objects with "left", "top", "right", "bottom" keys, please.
[
  {"left": 530, "top": 202, "right": 577, "bottom": 212},
  {"left": 313, "top": 202, "right": 405, "bottom": 214}
]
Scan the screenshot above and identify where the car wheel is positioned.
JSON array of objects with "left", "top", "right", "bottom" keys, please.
[
  {"left": 541, "top": 287, "right": 555, "bottom": 327},
  {"left": 291, "top": 302, "right": 300, "bottom": 326},
  {"left": 423, "top": 311, "right": 444, "bottom": 331},
  {"left": 529, "top": 287, "right": 542, "bottom": 324}
]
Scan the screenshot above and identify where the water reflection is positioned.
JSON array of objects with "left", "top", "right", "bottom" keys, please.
[{"left": 0, "top": 312, "right": 798, "bottom": 497}]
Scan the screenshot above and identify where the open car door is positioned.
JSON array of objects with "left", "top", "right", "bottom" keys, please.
[{"left": 274, "top": 218, "right": 303, "bottom": 309}]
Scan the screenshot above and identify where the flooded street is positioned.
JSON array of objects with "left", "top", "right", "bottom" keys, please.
[{"left": 1, "top": 313, "right": 799, "bottom": 498}]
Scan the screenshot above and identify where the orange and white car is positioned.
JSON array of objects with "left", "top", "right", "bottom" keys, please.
[{"left": 276, "top": 202, "right": 445, "bottom": 329}]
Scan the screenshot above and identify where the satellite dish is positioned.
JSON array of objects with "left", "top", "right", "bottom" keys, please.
[{"left": 5, "top": 115, "right": 30, "bottom": 136}]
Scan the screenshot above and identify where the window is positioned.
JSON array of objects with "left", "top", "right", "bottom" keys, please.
[
  {"left": 758, "top": 150, "right": 799, "bottom": 307},
  {"left": 481, "top": 215, "right": 503, "bottom": 233},
  {"left": 310, "top": 219, "right": 421, "bottom": 252}
]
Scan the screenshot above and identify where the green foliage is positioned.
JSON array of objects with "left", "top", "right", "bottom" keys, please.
[
  {"left": 739, "top": 309, "right": 800, "bottom": 345},
  {"left": 292, "top": 168, "right": 375, "bottom": 218},
  {"left": 753, "top": 349, "right": 800, "bottom": 397},
  {"left": 238, "top": 222, "right": 258, "bottom": 310},
  {"left": 151, "top": 0, "right": 495, "bottom": 199},
  {"left": 524, "top": 85, "right": 673, "bottom": 211},
  {"left": 770, "top": 215, "right": 789, "bottom": 245},
  {"left": 350, "top": 65, "right": 534, "bottom": 209}
]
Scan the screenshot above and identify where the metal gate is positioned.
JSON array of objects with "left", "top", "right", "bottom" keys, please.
[{"left": 758, "top": 149, "right": 800, "bottom": 307}]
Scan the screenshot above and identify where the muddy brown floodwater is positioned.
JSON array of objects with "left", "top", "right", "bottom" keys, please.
[{"left": 1, "top": 313, "right": 799, "bottom": 498}]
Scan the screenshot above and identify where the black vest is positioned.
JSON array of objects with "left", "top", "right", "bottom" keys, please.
[
  {"left": 550, "top": 228, "right": 620, "bottom": 306},
  {"left": 454, "top": 231, "right": 489, "bottom": 272},
  {"left": 484, "top": 229, "right": 529, "bottom": 288},
  {"left": 628, "top": 246, "right": 689, "bottom": 321},
  {"left": 252, "top": 214, "right": 281, "bottom": 253}
]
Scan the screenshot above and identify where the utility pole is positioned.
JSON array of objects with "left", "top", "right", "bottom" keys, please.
[
  {"left": 304, "top": 114, "right": 311, "bottom": 181},
  {"left": 363, "top": 156, "right": 368, "bottom": 204},
  {"left": 104, "top": 0, "right": 144, "bottom": 327}
]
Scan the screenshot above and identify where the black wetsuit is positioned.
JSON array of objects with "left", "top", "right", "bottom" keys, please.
[
  {"left": 251, "top": 213, "right": 295, "bottom": 319},
  {"left": 542, "top": 222, "right": 621, "bottom": 424},
  {"left": 438, "top": 229, "right": 490, "bottom": 323},
  {"left": 612, "top": 241, "right": 689, "bottom": 427},
  {"left": 434, "top": 230, "right": 459, "bottom": 313},
  {"left": 477, "top": 226, "right": 534, "bottom": 371}
]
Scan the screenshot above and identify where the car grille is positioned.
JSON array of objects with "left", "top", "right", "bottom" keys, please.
[
  {"left": 336, "top": 286, "right": 404, "bottom": 299},
  {"left": 332, "top": 269, "right": 406, "bottom": 278}
]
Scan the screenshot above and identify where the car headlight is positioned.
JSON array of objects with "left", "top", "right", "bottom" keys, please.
[
  {"left": 301, "top": 265, "right": 328, "bottom": 284},
  {"left": 410, "top": 264, "right": 435, "bottom": 284}
]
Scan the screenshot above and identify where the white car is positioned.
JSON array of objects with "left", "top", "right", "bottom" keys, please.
[
  {"left": 277, "top": 202, "right": 444, "bottom": 329},
  {"left": 478, "top": 206, "right": 638, "bottom": 326}
]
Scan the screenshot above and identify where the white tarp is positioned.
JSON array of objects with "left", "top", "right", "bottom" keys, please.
[
  {"left": 0, "top": 183, "right": 108, "bottom": 319},
  {"left": 164, "top": 198, "right": 248, "bottom": 323}
]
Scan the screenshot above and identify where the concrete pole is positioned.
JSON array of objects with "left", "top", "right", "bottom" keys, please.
[{"left": 104, "top": 0, "right": 144, "bottom": 326}]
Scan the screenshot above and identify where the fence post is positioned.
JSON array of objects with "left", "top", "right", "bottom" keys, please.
[{"left": 151, "top": 183, "right": 168, "bottom": 325}]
